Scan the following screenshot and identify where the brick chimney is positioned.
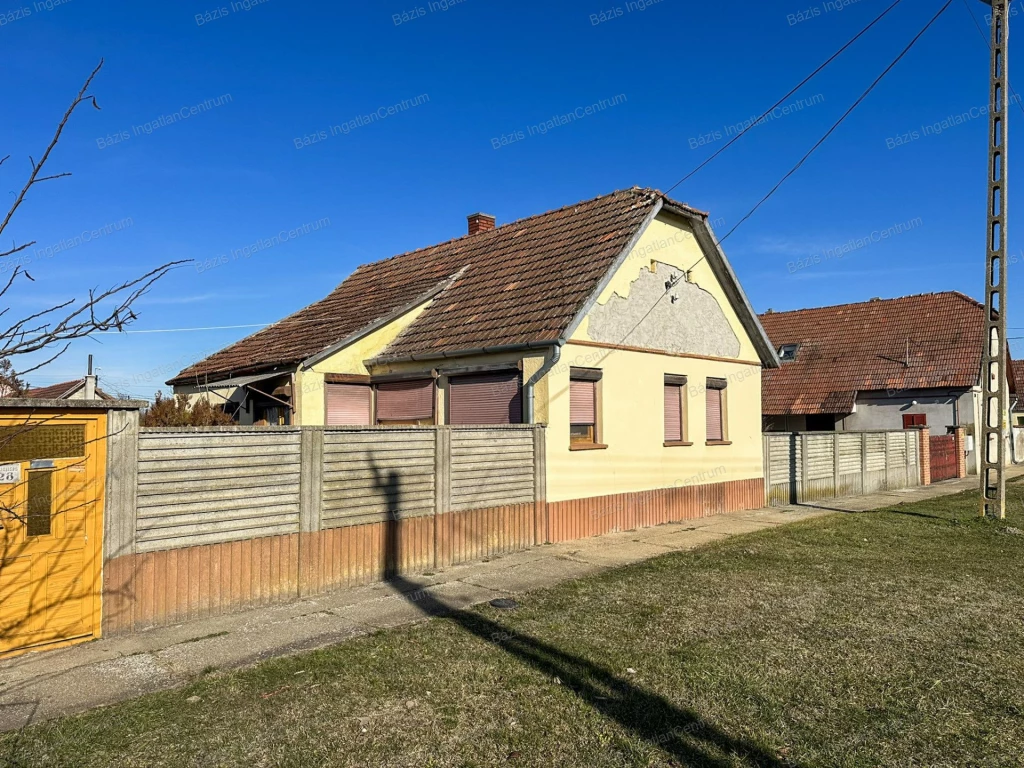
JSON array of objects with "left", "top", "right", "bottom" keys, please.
[{"left": 467, "top": 212, "right": 495, "bottom": 235}]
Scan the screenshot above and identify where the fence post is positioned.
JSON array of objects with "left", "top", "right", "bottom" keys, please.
[
  {"left": 434, "top": 427, "right": 451, "bottom": 568},
  {"left": 884, "top": 432, "right": 892, "bottom": 490},
  {"left": 860, "top": 432, "right": 868, "bottom": 494},
  {"left": 103, "top": 407, "right": 141, "bottom": 635},
  {"left": 949, "top": 426, "right": 967, "bottom": 478},
  {"left": 919, "top": 427, "right": 931, "bottom": 486},
  {"left": 832, "top": 433, "right": 841, "bottom": 499},
  {"left": 800, "top": 433, "right": 809, "bottom": 504},
  {"left": 104, "top": 408, "right": 140, "bottom": 563},
  {"left": 763, "top": 434, "right": 771, "bottom": 505},
  {"left": 297, "top": 427, "right": 324, "bottom": 597},
  {"left": 533, "top": 424, "right": 547, "bottom": 545}
]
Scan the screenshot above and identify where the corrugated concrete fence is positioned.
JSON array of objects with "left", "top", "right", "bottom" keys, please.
[
  {"left": 103, "top": 424, "right": 544, "bottom": 634},
  {"left": 763, "top": 430, "right": 922, "bottom": 507}
]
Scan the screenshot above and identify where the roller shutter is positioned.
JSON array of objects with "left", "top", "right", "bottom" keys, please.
[
  {"left": 449, "top": 371, "right": 523, "bottom": 425},
  {"left": 326, "top": 384, "right": 372, "bottom": 426}
]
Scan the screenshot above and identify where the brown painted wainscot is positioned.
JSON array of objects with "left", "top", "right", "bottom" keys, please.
[{"left": 100, "top": 421, "right": 764, "bottom": 637}]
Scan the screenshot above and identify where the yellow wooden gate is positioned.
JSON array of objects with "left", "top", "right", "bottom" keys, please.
[{"left": 0, "top": 412, "right": 105, "bottom": 657}]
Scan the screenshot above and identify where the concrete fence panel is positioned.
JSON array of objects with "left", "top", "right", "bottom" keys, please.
[
  {"left": 764, "top": 430, "right": 922, "bottom": 507},
  {"left": 135, "top": 429, "right": 302, "bottom": 552}
]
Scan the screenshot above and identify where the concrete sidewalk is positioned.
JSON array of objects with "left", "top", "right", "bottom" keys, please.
[{"left": 0, "top": 472, "right": 1004, "bottom": 732}]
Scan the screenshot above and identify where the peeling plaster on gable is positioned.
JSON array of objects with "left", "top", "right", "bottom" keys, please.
[{"left": 586, "top": 261, "right": 741, "bottom": 358}]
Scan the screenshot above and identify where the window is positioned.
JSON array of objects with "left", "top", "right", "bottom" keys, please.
[
  {"left": 26, "top": 469, "right": 53, "bottom": 537},
  {"left": 569, "top": 368, "right": 602, "bottom": 447},
  {"left": 705, "top": 377, "right": 728, "bottom": 443},
  {"left": 375, "top": 379, "right": 435, "bottom": 425},
  {"left": 449, "top": 371, "right": 523, "bottom": 425},
  {"left": 902, "top": 413, "right": 927, "bottom": 429},
  {"left": 326, "top": 383, "right": 373, "bottom": 426},
  {"left": 664, "top": 374, "right": 688, "bottom": 445},
  {"left": 778, "top": 344, "right": 799, "bottom": 363}
]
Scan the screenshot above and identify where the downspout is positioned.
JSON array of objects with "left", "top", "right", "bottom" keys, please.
[{"left": 524, "top": 341, "right": 564, "bottom": 424}]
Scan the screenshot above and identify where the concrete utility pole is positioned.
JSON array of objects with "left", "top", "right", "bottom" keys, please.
[{"left": 980, "top": 0, "right": 1010, "bottom": 519}]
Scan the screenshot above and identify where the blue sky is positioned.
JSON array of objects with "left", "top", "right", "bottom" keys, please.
[{"left": 1, "top": 0, "right": 1021, "bottom": 398}]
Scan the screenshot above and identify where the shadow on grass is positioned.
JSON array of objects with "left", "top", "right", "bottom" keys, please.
[{"left": 372, "top": 464, "right": 800, "bottom": 768}]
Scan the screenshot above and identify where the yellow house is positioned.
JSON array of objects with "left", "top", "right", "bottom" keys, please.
[{"left": 170, "top": 188, "right": 779, "bottom": 515}]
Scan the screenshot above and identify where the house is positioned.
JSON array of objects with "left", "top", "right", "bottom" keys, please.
[
  {"left": 25, "top": 376, "right": 111, "bottom": 401},
  {"left": 759, "top": 292, "right": 1018, "bottom": 475},
  {"left": 1014, "top": 360, "right": 1024, "bottom": 427},
  {"left": 170, "top": 187, "right": 779, "bottom": 509}
]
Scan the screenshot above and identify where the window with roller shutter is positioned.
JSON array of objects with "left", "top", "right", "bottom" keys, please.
[
  {"left": 375, "top": 379, "right": 435, "bottom": 425},
  {"left": 705, "top": 377, "right": 728, "bottom": 443},
  {"left": 664, "top": 374, "right": 688, "bottom": 444},
  {"left": 449, "top": 370, "right": 523, "bottom": 425},
  {"left": 325, "top": 383, "right": 373, "bottom": 426},
  {"left": 569, "top": 367, "right": 602, "bottom": 446}
]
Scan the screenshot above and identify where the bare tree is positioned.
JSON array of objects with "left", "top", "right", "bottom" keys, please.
[{"left": 0, "top": 60, "right": 181, "bottom": 377}]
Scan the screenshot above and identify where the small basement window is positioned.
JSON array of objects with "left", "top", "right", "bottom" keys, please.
[{"left": 778, "top": 344, "right": 799, "bottom": 363}]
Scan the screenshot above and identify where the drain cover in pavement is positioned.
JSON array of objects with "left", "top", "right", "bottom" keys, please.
[{"left": 489, "top": 598, "right": 519, "bottom": 610}]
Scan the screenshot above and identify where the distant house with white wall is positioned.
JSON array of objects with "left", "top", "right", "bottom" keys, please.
[
  {"left": 759, "top": 292, "right": 1018, "bottom": 475},
  {"left": 169, "top": 187, "right": 779, "bottom": 512}
]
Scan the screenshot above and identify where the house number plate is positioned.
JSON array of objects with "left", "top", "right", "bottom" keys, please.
[{"left": 0, "top": 463, "right": 22, "bottom": 484}]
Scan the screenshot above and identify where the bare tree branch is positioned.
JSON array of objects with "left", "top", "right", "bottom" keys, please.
[{"left": 0, "top": 60, "right": 104, "bottom": 241}]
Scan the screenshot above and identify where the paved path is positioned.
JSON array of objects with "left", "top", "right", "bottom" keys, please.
[{"left": 0, "top": 471, "right": 1013, "bottom": 732}]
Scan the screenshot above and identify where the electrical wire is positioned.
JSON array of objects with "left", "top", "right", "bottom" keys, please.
[
  {"left": 715, "top": 0, "right": 954, "bottom": 246},
  {"left": 958, "top": 0, "right": 1024, "bottom": 120},
  {"left": 665, "top": 0, "right": 907, "bottom": 195}
]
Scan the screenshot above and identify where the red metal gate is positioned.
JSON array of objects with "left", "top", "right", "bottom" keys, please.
[{"left": 930, "top": 435, "right": 958, "bottom": 482}]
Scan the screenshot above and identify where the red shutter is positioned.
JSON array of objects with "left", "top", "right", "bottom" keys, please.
[
  {"left": 706, "top": 388, "right": 723, "bottom": 441},
  {"left": 903, "top": 414, "right": 927, "bottom": 428},
  {"left": 326, "top": 384, "right": 372, "bottom": 426},
  {"left": 570, "top": 379, "right": 596, "bottom": 425},
  {"left": 449, "top": 371, "right": 523, "bottom": 425},
  {"left": 375, "top": 379, "right": 434, "bottom": 422},
  {"left": 664, "top": 384, "right": 682, "bottom": 442}
]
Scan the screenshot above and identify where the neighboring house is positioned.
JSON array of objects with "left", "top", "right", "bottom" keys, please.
[
  {"left": 170, "top": 187, "right": 779, "bottom": 506},
  {"left": 759, "top": 292, "right": 1018, "bottom": 475},
  {"left": 25, "top": 375, "right": 111, "bottom": 401},
  {"left": 1014, "top": 361, "right": 1024, "bottom": 427}
]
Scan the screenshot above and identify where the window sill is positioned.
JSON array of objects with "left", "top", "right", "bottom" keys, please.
[
  {"left": 705, "top": 440, "right": 732, "bottom": 446},
  {"left": 569, "top": 443, "right": 608, "bottom": 451},
  {"left": 664, "top": 441, "right": 694, "bottom": 448}
]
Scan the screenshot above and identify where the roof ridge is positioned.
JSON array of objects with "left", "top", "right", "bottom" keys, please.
[
  {"left": 760, "top": 290, "right": 976, "bottom": 316},
  {"left": 351, "top": 187, "right": 661, "bottom": 272}
]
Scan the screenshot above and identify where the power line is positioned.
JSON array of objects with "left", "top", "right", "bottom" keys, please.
[
  {"left": 716, "top": 0, "right": 954, "bottom": 246},
  {"left": 958, "top": 0, "right": 1024, "bottom": 120},
  {"left": 665, "top": 0, "right": 907, "bottom": 195}
]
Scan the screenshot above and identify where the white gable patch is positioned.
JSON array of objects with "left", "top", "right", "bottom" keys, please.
[{"left": 586, "top": 261, "right": 741, "bottom": 358}]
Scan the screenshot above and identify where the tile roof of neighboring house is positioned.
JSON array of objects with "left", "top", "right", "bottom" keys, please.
[
  {"left": 170, "top": 188, "right": 777, "bottom": 386},
  {"left": 24, "top": 378, "right": 113, "bottom": 400},
  {"left": 759, "top": 292, "right": 1008, "bottom": 415}
]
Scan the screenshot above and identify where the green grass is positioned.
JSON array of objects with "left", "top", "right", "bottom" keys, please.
[{"left": 4, "top": 481, "right": 1024, "bottom": 767}]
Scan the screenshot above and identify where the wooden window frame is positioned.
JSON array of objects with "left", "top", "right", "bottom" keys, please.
[
  {"left": 664, "top": 374, "right": 691, "bottom": 447},
  {"left": 902, "top": 413, "right": 927, "bottom": 429},
  {"left": 569, "top": 368, "right": 606, "bottom": 450},
  {"left": 705, "top": 377, "right": 730, "bottom": 445}
]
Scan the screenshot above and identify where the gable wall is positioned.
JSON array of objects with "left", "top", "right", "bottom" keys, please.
[
  {"left": 546, "top": 213, "right": 765, "bottom": 503},
  {"left": 295, "top": 299, "right": 432, "bottom": 425}
]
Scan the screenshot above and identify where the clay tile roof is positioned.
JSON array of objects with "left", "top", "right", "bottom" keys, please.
[
  {"left": 24, "top": 379, "right": 113, "bottom": 400},
  {"left": 170, "top": 188, "right": 713, "bottom": 385},
  {"left": 759, "top": 292, "right": 996, "bottom": 415}
]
